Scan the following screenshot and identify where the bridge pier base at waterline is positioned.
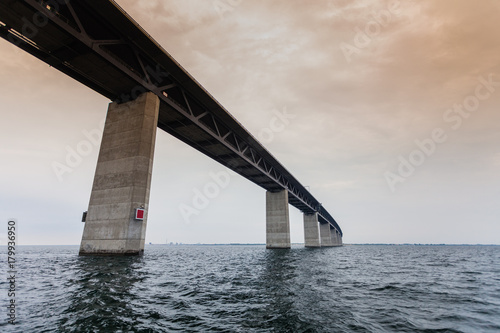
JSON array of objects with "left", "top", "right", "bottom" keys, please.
[
  {"left": 303, "top": 213, "right": 321, "bottom": 248},
  {"left": 266, "top": 190, "right": 291, "bottom": 249},
  {"left": 319, "top": 222, "right": 334, "bottom": 247},
  {"left": 79, "top": 92, "right": 160, "bottom": 256},
  {"left": 331, "top": 228, "right": 342, "bottom": 246}
]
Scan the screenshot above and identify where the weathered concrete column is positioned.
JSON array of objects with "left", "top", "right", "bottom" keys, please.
[
  {"left": 79, "top": 92, "right": 160, "bottom": 256},
  {"left": 331, "top": 229, "right": 340, "bottom": 246},
  {"left": 303, "top": 213, "right": 321, "bottom": 247},
  {"left": 335, "top": 230, "right": 343, "bottom": 246},
  {"left": 266, "top": 190, "right": 290, "bottom": 249},
  {"left": 320, "top": 223, "right": 333, "bottom": 247}
]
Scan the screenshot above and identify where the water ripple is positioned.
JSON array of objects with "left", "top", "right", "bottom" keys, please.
[{"left": 1, "top": 245, "right": 500, "bottom": 332}]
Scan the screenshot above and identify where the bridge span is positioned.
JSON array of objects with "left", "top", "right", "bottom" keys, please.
[{"left": 0, "top": 0, "right": 343, "bottom": 254}]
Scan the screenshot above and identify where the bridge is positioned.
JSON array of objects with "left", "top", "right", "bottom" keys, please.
[{"left": 0, "top": 0, "right": 343, "bottom": 255}]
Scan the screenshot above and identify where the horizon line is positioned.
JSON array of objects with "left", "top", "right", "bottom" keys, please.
[{"left": 2, "top": 243, "right": 499, "bottom": 246}]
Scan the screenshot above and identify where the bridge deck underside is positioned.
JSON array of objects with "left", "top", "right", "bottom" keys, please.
[{"left": 0, "top": 0, "right": 342, "bottom": 235}]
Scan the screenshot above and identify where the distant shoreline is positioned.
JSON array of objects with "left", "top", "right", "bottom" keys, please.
[{"left": 2, "top": 243, "right": 499, "bottom": 247}]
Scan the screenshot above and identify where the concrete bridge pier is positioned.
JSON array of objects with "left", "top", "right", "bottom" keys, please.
[
  {"left": 331, "top": 229, "right": 339, "bottom": 246},
  {"left": 266, "top": 190, "right": 291, "bottom": 249},
  {"left": 303, "top": 213, "right": 321, "bottom": 247},
  {"left": 79, "top": 92, "right": 160, "bottom": 256},
  {"left": 333, "top": 229, "right": 343, "bottom": 246},
  {"left": 320, "top": 222, "right": 334, "bottom": 247}
]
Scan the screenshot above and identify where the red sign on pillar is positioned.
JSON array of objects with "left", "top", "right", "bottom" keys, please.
[{"left": 135, "top": 208, "right": 145, "bottom": 221}]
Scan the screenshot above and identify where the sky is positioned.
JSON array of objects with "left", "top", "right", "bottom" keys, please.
[{"left": 0, "top": 0, "right": 499, "bottom": 245}]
